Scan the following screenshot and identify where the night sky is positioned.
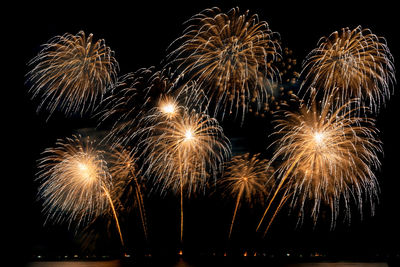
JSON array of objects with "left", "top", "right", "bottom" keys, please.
[{"left": 8, "top": 0, "right": 400, "bottom": 264}]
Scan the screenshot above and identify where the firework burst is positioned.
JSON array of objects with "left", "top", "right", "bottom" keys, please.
[
  {"left": 140, "top": 80, "right": 209, "bottom": 128},
  {"left": 140, "top": 108, "right": 231, "bottom": 195},
  {"left": 257, "top": 90, "right": 382, "bottom": 233},
  {"left": 168, "top": 7, "right": 281, "bottom": 121},
  {"left": 98, "top": 67, "right": 187, "bottom": 146},
  {"left": 99, "top": 64, "right": 209, "bottom": 148},
  {"left": 27, "top": 31, "right": 118, "bottom": 117},
  {"left": 107, "top": 145, "right": 148, "bottom": 240},
  {"left": 219, "top": 153, "right": 274, "bottom": 238},
  {"left": 139, "top": 107, "right": 231, "bottom": 241},
  {"left": 302, "top": 26, "right": 395, "bottom": 111},
  {"left": 36, "top": 135, "right": 124, "bottom": 245}
]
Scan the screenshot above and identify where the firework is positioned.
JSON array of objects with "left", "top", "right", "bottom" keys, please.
[
  {"left": 140, "top": 108, "right": 231, "bottom": 194},
  {"left": 99, "top": 64, "right": 209, "bottom": 148},
  {"left": 140, "top": 81, "right": 209, "bottom": 128},
  {"left": 139, "top": 107, "right": 231, "bottom": 241},
  {"left": 27, "top": 31, "right": 118, "bottom": 117},
  {"left": 301, "top": 26, "right": 395, "bottom": 112},
  {"left": 167, "top": 7, "right": 281, "bottom": 121},
  {"left": 36, "top": 135, "right": 124, "bottom": 245},
  {"left": 107, "top": 145, "right": 148, "bottom": 240},
  {"left": 158, "top": 95, "right": 179, "bottom": 119},
  {"left": 219, "top": 153, "right": 274, "bottom": 239},
  {"left": 249, "top": 46, "right": 300, "bottom": 117},
  {"left": 98, "top": 67, "right": 184, "bottom": 146},
  {"left": 257, "top": 90, "right": 381, "bottom": 234}
]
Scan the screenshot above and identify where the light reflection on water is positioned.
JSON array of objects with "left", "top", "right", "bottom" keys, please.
[
  {"left": 27, "top": 261, "right": 121, "bottom": 267},
  {"left": 27, "top": 260, "right": 389, "bottom": 267},
  {"left": 173, "top": 258, "right": 196, "bottom": 267},
  {"left": 284, "top": 263, "right": 388, "bottom": 267}
]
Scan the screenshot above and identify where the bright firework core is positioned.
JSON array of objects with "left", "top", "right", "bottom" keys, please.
[
  {"left": 313, "top": 132, "right": 325, "bottom": 145},
  {"left": 161, "top": 102, "right": 176, "bottom": 115},
  {"left": 184, "top": 129, "right": 194, "bottom": 141},
  {"left": 77, "top": 161, "right": 95, "bottom": 182}
]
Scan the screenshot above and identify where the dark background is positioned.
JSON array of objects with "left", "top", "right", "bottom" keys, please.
[{"left": 7, "top": 0, "right": 399, "bottom": 264}]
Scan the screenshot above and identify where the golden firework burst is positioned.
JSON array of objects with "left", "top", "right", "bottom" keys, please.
[
  {"left": 302, "top": 26, "right": 395, "bottom": 111},
  {"left": 258, "top": 89, "right": 382, "bottom": 233},
  {"left": 140, "top": 108, "right": 231, "bottom": 195},
  {"left": 220, "top": 153, "right": 274, "bottom": 238},
  {"left": 168, "top": 7, "right": 281, "bottom": 121},
  {"left": 37, "top": 135, "right": 124, "bottom": 245},
  {"left": 139, "top": 107, "right": 231, "bottom": 241},
  {"left": 27, "top": 31, "right": 118, "bottom": 117},
  {"left": 107, "top": 145, "right": 148, "bottom": 241}
]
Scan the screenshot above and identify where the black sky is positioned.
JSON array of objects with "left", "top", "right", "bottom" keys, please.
[{"left": 7, "top": 0, "right": 400, "bottom": 263}]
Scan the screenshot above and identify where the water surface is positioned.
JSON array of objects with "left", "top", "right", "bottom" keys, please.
[{"left": 27, "top": 260, "right": 389, "bottom": 267}]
